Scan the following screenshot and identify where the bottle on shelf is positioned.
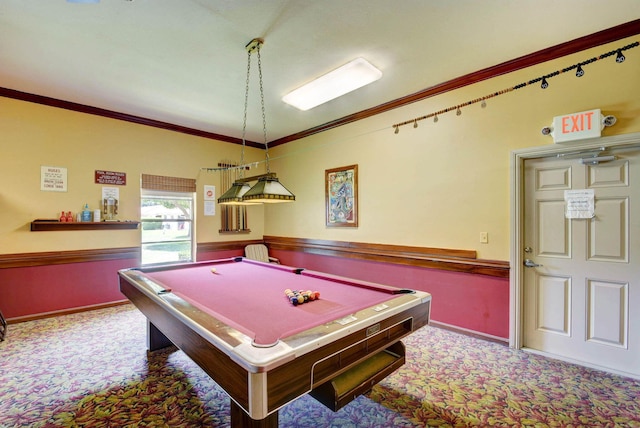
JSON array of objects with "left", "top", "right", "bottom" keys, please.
[
  {"left": 59, "top": 211, "right": 67, "bottom": 223},
  {"left": 81, "top": 204, "right": 92, "bottom": 222}
]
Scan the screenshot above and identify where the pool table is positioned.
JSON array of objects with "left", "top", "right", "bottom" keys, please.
[{"left": 118, "top": 257, "right": 431, "bottom": 428}]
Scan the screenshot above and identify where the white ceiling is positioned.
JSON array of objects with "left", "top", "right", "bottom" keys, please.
[{"left": 2, "top": 0, "right": 640, "bottom": 144}]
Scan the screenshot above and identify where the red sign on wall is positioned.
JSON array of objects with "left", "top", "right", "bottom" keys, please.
[{"left": 95, "top": 170, "right": 127, "bottom": 185}]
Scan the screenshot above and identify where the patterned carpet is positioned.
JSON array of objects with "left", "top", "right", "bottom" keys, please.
[{"left": 1, "top": 304, "right": 639, "bottom": 427}]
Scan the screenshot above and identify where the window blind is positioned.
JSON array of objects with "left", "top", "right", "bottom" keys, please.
[{"left": 141, "top": 174, "right": 196, "bottom": 193}]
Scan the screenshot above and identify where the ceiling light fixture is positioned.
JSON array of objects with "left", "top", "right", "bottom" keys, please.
[
  {"left": 282, "top": 58, "right": 382, "bottom": 111},
  {"left": 219, "top": 38, "right": 295, "bottom": 205}
]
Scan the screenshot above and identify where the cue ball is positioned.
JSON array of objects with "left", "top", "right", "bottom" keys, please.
[{"left": 210, "top": 268, "right": 217, "bottom": 273}]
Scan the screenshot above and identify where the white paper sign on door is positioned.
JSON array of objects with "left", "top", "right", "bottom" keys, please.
[{"left": 565, "top": 189, "right": 594, "bottom": 219}]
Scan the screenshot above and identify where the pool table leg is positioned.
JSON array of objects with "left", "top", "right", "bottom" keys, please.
[
  {"left": 230, "top": 401, "right": 278, "bottom": 428},
  {"left": 147, "top": 320, "right": 174, "bottom": 351}
]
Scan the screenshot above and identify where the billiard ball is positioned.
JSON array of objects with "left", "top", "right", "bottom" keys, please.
[{"left": 210, "top": 268, "right": 217, "bottom": 273}]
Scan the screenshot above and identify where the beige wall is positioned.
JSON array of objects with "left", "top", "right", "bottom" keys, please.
[
  {"left": 264, "top": 36, "right": 640, "bottom": 260},
  {"left": 0, "top": 98, "right": 266, "bottom": 254},
  {"left": 2, "top": 37, "right": 639, "bottom": 260}
]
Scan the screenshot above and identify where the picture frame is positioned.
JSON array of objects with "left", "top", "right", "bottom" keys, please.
[{"left": 325, "top": 164, "right": 358, "bottom": 227}]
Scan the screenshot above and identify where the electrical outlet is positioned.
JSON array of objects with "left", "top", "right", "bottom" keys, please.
[{"left": 480, "top": 232, "right": 489, "bottom": 244}]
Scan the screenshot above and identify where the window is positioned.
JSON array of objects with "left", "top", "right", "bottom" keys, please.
[
  {"left": 140, "top": 174, "right": 197, "bottom": 266},
  {"left": 140, "top": 190, "right": 194, "bottom": 265}
]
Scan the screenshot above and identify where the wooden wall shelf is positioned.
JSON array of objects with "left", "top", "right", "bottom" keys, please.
[{"left": 31, "top": 219, "right": 139, "bottom": 231}]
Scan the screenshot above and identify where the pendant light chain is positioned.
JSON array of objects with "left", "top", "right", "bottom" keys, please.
[
  {"left": 239, "top": 48, "right": 252, "bottom": 179},
  {"left": 256, "top": 47, "right": 270, "bottom": 174},
  {"left": 217, "top": 37, "right": 295, "bottom": 204}
]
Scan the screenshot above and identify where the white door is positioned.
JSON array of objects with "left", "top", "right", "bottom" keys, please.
[{"left": 523, "top": 145, "right": 640, "bottom": 378}]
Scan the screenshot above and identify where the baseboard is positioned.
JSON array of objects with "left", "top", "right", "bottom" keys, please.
[
  {"left": 6, "top": 300, "right": 131, "bottom": 324},
  {"left": 429, "top": 320, "right": 509, "bottom": 345},
  {"left": 522, "top": 347, "right": 640, "bottom": 381}
]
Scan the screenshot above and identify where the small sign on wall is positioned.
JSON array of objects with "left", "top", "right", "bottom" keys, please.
[
  {"left": 204, "top": 185, "right": 215, "bottom": 216},
  {"left": 41, "top": 166, "right": 67, "bottom": 192},
  {"left": 95, "top": 170, "right": 127, "bottom": 185}
]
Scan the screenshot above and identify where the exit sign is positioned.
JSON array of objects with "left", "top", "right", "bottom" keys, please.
[{"left": 552, "top": 109, "right": 602, "bottom": 143}]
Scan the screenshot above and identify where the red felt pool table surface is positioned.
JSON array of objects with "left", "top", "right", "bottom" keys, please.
[{"left": 144, "top": 258, "right": 404, "bottom": 346}]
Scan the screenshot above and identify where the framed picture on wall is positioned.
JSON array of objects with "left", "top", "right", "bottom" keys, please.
[{"left": 325, "top": 164, "right": 358, "bottom": 227}]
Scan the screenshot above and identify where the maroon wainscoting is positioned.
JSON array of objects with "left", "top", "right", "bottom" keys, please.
[
  {"left": 0, "top": 258, "right": 138, "bottom": 320},
  {"left": 196, "top": 249, "right": 244, "bottom": 262},
  {"left": 0, "top": 244, "right": 249, "bottom": 321},
  {"left": 272, "top": 249, "right": 509, "bottom": 340},
  {"left": 196, "top": 239, "right": 263, "bottom": 262},
  {"left": 1, "top": 239, "right": 509, "bottom": 341}
]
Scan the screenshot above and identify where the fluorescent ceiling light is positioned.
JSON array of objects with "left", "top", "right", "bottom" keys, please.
[{"left": 282, "top": 58, "right": 382, "bottom": 111}]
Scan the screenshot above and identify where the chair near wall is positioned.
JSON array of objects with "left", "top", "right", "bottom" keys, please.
[{"left": 244, "top": 244, "right": 280, "bottom": 264}]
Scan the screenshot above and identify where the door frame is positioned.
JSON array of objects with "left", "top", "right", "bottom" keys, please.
[{"left": 509, "top": 131, "right": 640, "bottom": 349}]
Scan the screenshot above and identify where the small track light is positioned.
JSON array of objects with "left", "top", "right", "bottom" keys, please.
[{"left": 541, "top": 77, "right": 549, "bottom": 89}]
